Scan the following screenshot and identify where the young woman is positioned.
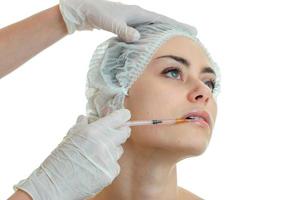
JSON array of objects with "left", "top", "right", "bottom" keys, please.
[{"left": 84, "top": 22, "right": 221, "bottom": 199}]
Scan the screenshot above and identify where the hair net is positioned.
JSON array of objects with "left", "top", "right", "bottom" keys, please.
[{"left": 85, "top": 22, "right": 221, "bottom": 123}]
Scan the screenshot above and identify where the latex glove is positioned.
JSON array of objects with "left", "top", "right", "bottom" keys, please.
[
  {"left": 13, "top": 108, "right": 131, "bottom": 200},
  {"left": 59, "top": 0, "right": 197, "bottom": 42}
]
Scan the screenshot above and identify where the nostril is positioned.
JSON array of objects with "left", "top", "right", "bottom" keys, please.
[{"left": 195, "top": 95, "right": 203, "bottom": 100}]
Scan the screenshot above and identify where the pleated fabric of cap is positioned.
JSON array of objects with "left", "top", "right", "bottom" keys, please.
[{"left": 85, "top": 22, "right": 221, "bottom": 123}]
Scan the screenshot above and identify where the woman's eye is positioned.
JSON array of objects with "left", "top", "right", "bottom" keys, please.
[
  {"left": 205, "top": 79, "right": 216, "bottom": 92},
  {"left": 162, "top": 67, "right": 183, "bottom": 80},
  {"left": 162, "top": 67, "right": 217, "bottom": 92}
]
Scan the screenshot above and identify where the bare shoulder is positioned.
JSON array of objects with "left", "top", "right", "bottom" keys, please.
[{"left": 178, "top": 186, "right": 204, "bottom": 200}]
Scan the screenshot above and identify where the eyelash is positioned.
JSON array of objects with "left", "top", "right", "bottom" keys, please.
[{"left": 162, "top": 66, "right": 217, "bottom": 92}]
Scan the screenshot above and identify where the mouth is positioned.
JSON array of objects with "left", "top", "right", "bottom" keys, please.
[{"left": 182, "top": 110, "right": 212, "bottom": 128}]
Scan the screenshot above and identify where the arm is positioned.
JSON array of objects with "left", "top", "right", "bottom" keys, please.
[
  {"left": 8, "top": 189, "right": 32, "bottom": 200},
  {"left": 0, "top": 5, "right": 67, "bottom": 79},
  {"left": 0, "top": 0, "right": 196, "bottom": 80}
]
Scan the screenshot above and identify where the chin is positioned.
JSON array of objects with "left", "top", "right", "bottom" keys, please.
[
  {"left": 128, "top": 124, "right": 211, "bottom": 158},
  {"left": 177, "top": 139, "right": 209, "bottom": 159},
  {"left": 190, "top": 141, "right": 209, "bottom": 156},
  {"left": 171, "top": 125, "right": 211, "bottom": 158}
]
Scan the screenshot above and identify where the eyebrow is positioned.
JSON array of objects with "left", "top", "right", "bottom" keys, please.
[{"left": 155, "top": 55, "right": 216, "bottom": 76}]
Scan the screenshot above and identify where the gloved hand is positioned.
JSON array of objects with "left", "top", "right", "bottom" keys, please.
[
  {"left": 59, "top": 0, "right": 197, "bottom": 42},
  {"left": 13, "top": 108, "right": 131, "bottom": 200}
]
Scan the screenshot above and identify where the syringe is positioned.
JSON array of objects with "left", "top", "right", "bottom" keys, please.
[{"left": 119, "top": 118, "right": 196, "bottom": 128}]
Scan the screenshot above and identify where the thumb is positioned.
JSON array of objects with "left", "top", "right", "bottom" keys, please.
[
  {"left": 95, "top": 108, "right": 131, "bottom": 128},
  {"left": 114, "top": 22, "right": 141, "bottom": 42}
]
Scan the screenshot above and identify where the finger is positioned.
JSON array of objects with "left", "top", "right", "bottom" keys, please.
[
  {"left": 113, "top": 22, "right": 141, "bottom": 42},
  {"left": 93, "top": 109, "right": 131, "bottom": 128},
  {"left": 131, "top": 7, "right": 198, "bottom": 35},
  {"left": 106, "top": 145, "right": 124, "bottom": 161},
  {"left": 107, "top": 126, "right": 131, "bottom": 145},
  {"left": 116, "top": 145, "right": 124, "bottom": 160}
]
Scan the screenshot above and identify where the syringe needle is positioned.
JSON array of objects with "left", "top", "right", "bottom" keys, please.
[{"left": 119, "top": 118, "right": 195, "bottom": 128}]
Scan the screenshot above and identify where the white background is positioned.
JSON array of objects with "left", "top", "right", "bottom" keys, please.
[{"left": 1, "top": 0, "right": 300, "bottom": 199}]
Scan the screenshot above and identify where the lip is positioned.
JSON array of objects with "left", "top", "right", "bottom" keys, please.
[{"left": 182, "top": 110, "right": 212, "bottom": 128}]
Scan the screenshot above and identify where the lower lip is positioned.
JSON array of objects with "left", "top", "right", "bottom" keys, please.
[{"left": 188, "top": 118, "right": 210, "bottom": 128}]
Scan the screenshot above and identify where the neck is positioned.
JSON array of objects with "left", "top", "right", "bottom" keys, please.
[{"left": 93, "top": 139, "right": 180, "bottom": 200}]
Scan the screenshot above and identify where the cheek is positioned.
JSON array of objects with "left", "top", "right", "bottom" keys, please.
[
  {"left": 124, "top": 82, "right": 178, "bottom": 132},
  {"left": 125, "top": 90, "right": 165, "bottom": 120},
  {"left": 125, "top": 84, "right": 182, "bottom": 121},
  {"left": 210, "top": 99, "right": 218, "bottom": 126}
]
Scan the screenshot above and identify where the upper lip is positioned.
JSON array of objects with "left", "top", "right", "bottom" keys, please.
[{"left": 182, "top": 110, "right": 212, "bottom": 128}]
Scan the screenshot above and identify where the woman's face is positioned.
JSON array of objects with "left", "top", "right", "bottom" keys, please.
[{"left": 124, "top": 36, "right": 217, "bottom": 158}]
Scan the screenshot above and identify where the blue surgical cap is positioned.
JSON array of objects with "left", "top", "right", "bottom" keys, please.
[{"left": 85, "top": 22, "right": 221, "bottom": 123}]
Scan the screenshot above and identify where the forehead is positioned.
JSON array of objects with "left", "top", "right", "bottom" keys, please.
[{"left": 151, "top": 36, "right": 211, "bottom": 66}]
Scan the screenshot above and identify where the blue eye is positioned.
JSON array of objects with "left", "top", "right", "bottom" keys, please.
[
  {"left": 204, "top": 79, "right": 216, "bottom": 92},
  {"left": 162, "top": 67, "right": 182, "bottom": 80},
  {"left": 162, "top": 67, "right": 217, "bottom": 93}
]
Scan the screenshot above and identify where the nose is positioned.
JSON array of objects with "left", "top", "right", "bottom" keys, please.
[{"left": 187, "top": 80, "right": 212, "bottom": 104}]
